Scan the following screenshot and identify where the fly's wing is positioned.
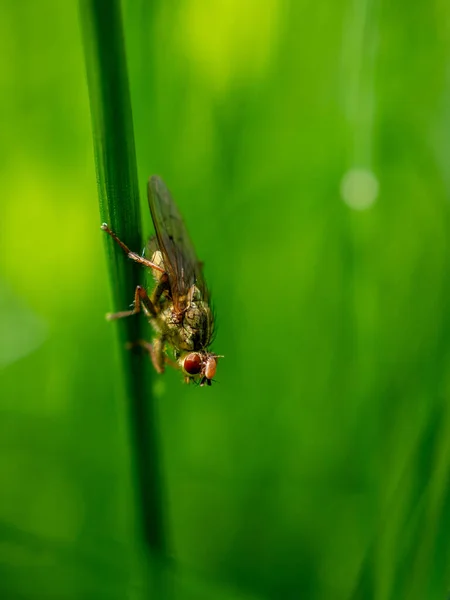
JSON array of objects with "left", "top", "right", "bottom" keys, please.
[{"left": 147, "top": 176, "right": 208, "bottom": 310}]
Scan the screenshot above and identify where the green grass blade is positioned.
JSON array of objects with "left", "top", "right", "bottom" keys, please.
[{"left": 79, "top": 0, "right": 166, "bottom": 556}]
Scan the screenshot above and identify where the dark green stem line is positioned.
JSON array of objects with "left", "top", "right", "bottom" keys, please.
[{"left": 79, "top": 0, "right": 166, "bottom": 556}]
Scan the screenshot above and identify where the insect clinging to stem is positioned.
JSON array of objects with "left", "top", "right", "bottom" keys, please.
[{"left": 101, "top": 175, "right": 221, "bottom": 386}]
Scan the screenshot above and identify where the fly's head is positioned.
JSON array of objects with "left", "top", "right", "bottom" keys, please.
[{"left": 180, "top": 352, "right": 222, "bottom": 387}]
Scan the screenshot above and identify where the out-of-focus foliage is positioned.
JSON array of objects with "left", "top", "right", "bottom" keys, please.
[{"left": 1, "top": 1, "right": 450, "bottom": 599}]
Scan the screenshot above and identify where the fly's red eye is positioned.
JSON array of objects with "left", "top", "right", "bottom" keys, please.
[{"left": 184, "top": 353, "right": 202, "bottom": 375}]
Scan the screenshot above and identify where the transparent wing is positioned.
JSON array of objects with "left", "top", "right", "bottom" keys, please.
[{"left": 147, "top": 176, "right": 208, "bottom": 310}]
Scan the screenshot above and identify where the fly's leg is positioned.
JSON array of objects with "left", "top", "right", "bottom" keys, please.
[
  {"left": 101, "top": 224, "right": 165, "bottom": 274},
  {"left": 151, "top": 273, "right": 170, "bottom": 306},
  {"left": 134, "top": 338, "right": 166, "bottom": 374},
  {"left": 102, "top": 224, "right": 172, "bottom": 311},
  {"left": 163, "top": 352, "right": 179, "bottom": 371},
  {"left": 129, "top": 339, "right": 179, "bottom": 374},
  {"left": 106, "top": 285, "right": 157, "bottom": 321}
]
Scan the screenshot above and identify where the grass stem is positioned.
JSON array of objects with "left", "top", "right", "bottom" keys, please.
[{"left": 80, "top": 0, "right": 166, "bottom": 557}]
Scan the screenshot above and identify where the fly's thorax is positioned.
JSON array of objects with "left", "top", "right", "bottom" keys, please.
[
  {"left": 184, "top": 300, "right": 208, "bottom": 327},
  {"left": 185, "top": 300, "right": 214, "bottom": 349},
  {"left": 157, "top": 304, "right": 196, "bottom": 352},
  {"left": 186, "top": 284, "right": 213, "bottom": 342},
  {"left": 159, "top": 285, "right": 214, "bottom": 352}
]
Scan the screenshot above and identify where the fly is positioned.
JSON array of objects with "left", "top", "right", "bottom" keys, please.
[{"left": 101, "top": 175, "right": 220, "bottom": 386}]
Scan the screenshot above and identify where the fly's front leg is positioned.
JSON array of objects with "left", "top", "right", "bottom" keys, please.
[
  {"left": 106, "top": 285, "right": 157, "bottom": 321},
  {"left": 101, "top": 224, "right": 165, "bottom": 274},
  {"left": 135, "top": 338, "right": 166, "bottom": 374},
  {"left": 130, "top": 338, "right": 179, "bottom": 374}
]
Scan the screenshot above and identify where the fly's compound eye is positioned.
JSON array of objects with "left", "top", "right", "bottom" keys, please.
[{"left": 183, "top": 353, "right": 202, "bottom": 375}]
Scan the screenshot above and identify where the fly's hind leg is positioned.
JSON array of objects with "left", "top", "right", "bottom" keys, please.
[
  {"left": 101, "top": 224, "right": 165, "bottom": 274},
  {"left": 106, "top": 285, "right": 157, "bottom": 321}
]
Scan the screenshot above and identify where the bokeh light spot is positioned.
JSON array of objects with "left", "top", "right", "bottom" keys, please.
[{"left": 340, "top": 168, "right": 379, "bottom": 211}]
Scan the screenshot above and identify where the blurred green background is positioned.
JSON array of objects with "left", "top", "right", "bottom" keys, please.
[{"left": 1, "top": 0, "right": 450, "bottom": 598}]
